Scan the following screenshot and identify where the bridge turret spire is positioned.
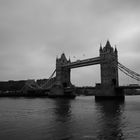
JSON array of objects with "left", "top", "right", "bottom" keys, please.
[
  {"left": 68, "top": 57, "right": 71, "bottom": 62},
  {"left": 102, "top": 40, "right": 113, "bottom": 52},
  {"left": 106, "top": 40, "right": 111, "bottom": 48},
  {"left": 61, "top": 53, "right": 66, "bottom": 59},
  {"left": 100, "top": 43, "right": 103, "bottom": 52},
  {"left": 115, "top": 46, "right": 118, "bottom": 53}
]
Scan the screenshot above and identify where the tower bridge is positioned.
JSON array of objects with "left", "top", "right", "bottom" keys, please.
[
  {"left": 22, "top": 40, "right": 140, "bottom": 99},
  {"left": 53, "top": 40, "right": 120, "bottom": 99}
]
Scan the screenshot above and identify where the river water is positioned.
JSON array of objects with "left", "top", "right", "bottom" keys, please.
[{"left": 0, "top": 96, "right": 140, "bottom": 140}]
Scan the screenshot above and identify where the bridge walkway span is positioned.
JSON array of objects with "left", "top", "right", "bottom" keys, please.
[{"left": 62, "top": 56, "right": 100, "bottom": 69}]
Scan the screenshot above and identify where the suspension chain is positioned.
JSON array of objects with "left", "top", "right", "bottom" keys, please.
[
  {"left": 118, "top": 62, "right": 140, "bottom": 81},
  {"left": 41, "top": 69, "right": 56, "bottom": 88}
]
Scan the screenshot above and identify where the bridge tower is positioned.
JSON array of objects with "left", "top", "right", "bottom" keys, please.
[
  {"left": 49, "top": 53, "right": 75, "bottom": 97},
  {"left": 96, "top": 40, "right": 123, "bottom": 98},
  {"left": 55, "top": 53, "right": 71, "bottom": 88},
  {"left": 100, "top": 40, "right": 118, "bottom": 87}
]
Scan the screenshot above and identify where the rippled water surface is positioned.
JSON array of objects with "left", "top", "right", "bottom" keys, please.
[{"left": 0, "top": 96, "right": 140, "bottom": 140}]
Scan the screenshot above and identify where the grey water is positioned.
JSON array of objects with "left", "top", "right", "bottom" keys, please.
[{"left": 0, "top": 96, "right": 140, "bottom": 140}]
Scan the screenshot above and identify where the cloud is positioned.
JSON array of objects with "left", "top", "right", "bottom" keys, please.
[{"left": 0, "top": 0, "right": 140, "bottom": 85}]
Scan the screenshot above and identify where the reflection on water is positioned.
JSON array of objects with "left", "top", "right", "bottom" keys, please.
[
  {"left": 52, "top": 98, "right": 126, "bottom": 140},
  {"left": 53, "top": 99, "right": 73, "bottom": 140},
  {"left": 95, "top": 100, "right": 125, "bottom": 140},
  {"left": 54, "top": 99, "right": 72, "bottom": 123},
  {"left": 0, "top": 96, "right": 140, "bottom": 139}
]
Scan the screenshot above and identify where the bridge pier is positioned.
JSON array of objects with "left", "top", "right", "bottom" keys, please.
[{"left": 95, "top": 86, "right": 125, "bottom": 100}]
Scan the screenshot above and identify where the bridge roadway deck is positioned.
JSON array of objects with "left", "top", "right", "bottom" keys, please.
[{"left": 62, "top": 56, "right": 100, "bottom": 69}]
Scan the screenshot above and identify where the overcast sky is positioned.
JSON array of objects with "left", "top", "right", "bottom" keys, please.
[{"left": 0, "top": 0, "right": 140, "bottom": 86}]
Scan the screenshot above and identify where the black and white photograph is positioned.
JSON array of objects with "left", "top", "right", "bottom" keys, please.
[{"left": 0, "top": 0, "right": 140, "bottom": 139}]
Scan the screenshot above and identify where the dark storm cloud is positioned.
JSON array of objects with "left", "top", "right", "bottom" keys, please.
[{"left": 0, "top": 0, "right": 140, "bottom": 85}]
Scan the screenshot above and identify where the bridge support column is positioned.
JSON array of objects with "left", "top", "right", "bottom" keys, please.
[
  {"left": 95, "top": 86, "right": 125, "bottom": 100},
  {"left": 95, "top": 41, "right": 124, "bottom": 100}
]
